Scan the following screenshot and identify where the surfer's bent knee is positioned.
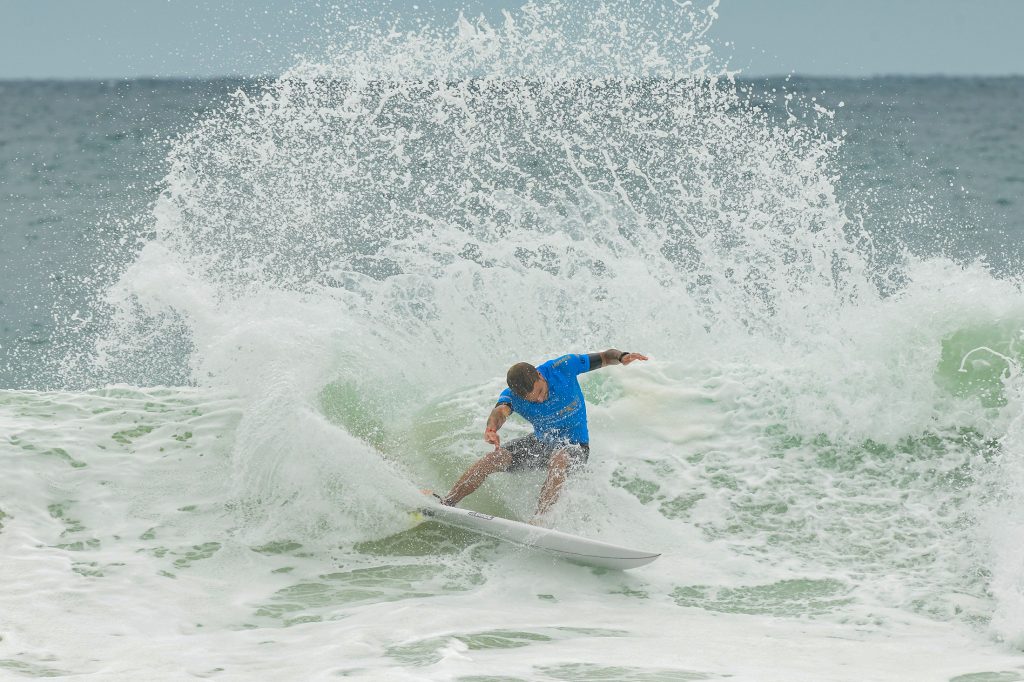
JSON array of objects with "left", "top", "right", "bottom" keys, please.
[
  {"left": 559, "top": 444, "right": 589, "bottom": 474},
  {"left": 484, "top": 447, "right": 513, "bottom": 472},
  {"left": 550, "top": 449, "right": 570, "bottom": 471}
]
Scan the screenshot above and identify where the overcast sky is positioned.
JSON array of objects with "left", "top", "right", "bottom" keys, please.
[{"left": 2, "top": 0, "right": 1023, "bottom": 79}]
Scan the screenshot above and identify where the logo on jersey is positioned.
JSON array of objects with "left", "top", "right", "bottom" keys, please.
[{"left": 557, "top": 399, "right": 579, "bottom": 417}]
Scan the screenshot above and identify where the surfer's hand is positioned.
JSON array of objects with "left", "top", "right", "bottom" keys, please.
[
  {"left": 484, "top": 427, "right": 500, "bottom": 448},
  {"left": 621, "top": 352, "right": 649, "bottom": 365}
]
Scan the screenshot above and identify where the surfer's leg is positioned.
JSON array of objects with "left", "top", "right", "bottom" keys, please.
[
  {"left": 533, "top": 449, "right": 570, "bottom": 518},
  {"left": 442, "top": 447, "right": 513, "bottom": 506},
  {"left": 532, "top": 443, "right": 588, "bottom": 520}
]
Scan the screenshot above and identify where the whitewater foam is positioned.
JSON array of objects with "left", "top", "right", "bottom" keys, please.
[{"left": 4, "top": 0, "right": 1024, "bottom": 678}]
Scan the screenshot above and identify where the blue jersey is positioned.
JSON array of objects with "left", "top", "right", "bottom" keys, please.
[{"left": 497, "top": 354, "right": 592, "bottom": 444}]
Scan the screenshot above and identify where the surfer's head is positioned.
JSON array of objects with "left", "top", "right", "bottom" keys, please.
[{"left": 507, "top": 362, "right": 547, "bottom": 402}]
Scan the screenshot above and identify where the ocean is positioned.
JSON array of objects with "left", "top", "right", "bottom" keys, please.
[{"left": 2, "top": 3, "right": 1024, "bottom": 680}]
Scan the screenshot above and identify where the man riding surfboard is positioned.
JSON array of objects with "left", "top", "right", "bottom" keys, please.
[{"left": 439, "top": 349, "right": 648, "bottom": 522}]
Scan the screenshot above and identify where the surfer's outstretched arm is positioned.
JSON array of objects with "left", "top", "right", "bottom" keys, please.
[
  {"left": 441, "top": 404, "right": 514, "bottom": 506},
  {"left": 588, "top": 349, "right": 649, "bottom": 369}
]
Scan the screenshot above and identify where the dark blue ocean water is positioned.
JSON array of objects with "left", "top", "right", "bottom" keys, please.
[{"left": 1, "top": 77, "right": 1022, "bottom": 389}]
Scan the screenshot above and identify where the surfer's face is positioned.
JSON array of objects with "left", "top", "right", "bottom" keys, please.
[{"left": 524, "top": 378, "right": 548, "bottom": 403}]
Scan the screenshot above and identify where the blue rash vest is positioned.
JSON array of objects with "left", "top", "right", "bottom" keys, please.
[{"left": 497, "top": 354, "right": 592, "bottom": 444}]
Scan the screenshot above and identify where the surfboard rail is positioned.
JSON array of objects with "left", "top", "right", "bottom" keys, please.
[{"left": 418, "top": 503, "right": 660, "bottom": 570}]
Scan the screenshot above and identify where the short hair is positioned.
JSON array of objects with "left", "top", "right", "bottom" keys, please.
[{"left": 507, "top": 362, "right": 541, "bottom": 398}]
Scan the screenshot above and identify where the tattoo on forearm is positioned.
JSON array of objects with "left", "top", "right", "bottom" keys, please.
[{"left": 488, "top": 406, "right": 509, "bottom": 431}]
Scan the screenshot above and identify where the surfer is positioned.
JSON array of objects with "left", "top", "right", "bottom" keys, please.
[{"left": 440, "top": 350, "right": 648, "bottom": 521}]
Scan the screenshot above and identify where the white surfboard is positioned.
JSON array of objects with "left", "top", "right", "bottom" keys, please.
[{"left": 418, "top": 502, "right": 660, "bottom": 570}]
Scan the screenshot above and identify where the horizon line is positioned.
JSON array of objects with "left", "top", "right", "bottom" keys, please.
[{"left": 2, "top": 72, "right": 1024, "bottom": 83}]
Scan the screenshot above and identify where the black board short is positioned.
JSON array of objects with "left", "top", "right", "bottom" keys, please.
[{"left": 502, "top": 435, "right": 590, "bottom": 472}]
